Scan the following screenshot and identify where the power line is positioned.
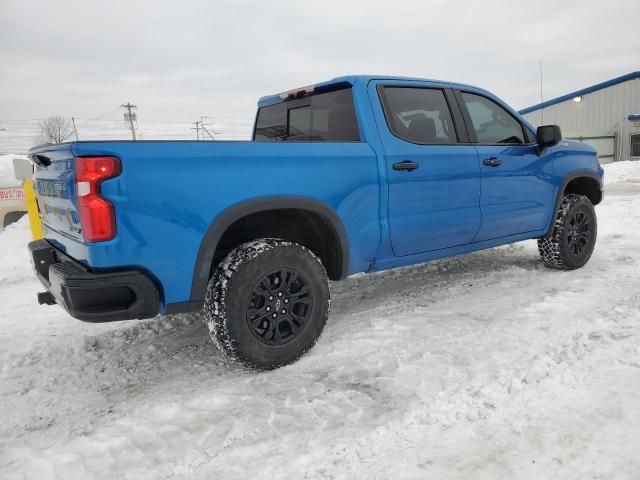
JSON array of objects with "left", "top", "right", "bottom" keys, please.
[
  {"left": 1, "top": 112, "right": 253, "bottom": 152},
  {"left": 85, "top": 106, "right": 123, "bottom": 122},
  {"left": 200, "top": 116, "right": 218, "bottom": 141},
  {"left": 0, "top": 118, "right": 254, "bottom": 125}
]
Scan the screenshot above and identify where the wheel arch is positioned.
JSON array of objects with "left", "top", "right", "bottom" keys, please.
[
  {"left": 544, "top": 170, "right": 603, "bottom": 237},
  {"left": 188, "top": 196, "right": 350, "bottom": 303}
]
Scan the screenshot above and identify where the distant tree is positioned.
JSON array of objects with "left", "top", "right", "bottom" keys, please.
[{"left": 36, "top": 116, "right": 73, "bottom": 145}]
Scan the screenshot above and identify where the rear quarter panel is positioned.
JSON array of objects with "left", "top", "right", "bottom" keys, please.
[{"left": 71, "top": 141, "right": 380, "bottom": 308}]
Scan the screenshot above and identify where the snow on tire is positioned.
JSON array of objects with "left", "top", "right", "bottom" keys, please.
[
  {"left": 204, "top": 238, "right": 330, "bottom": 369},
  {"left": 538, "top": 194, "right": 597, "bottom": 270}
]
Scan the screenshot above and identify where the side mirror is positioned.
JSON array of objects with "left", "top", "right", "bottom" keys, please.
[{"left": 536, "top": 125, "right": 562, "bottom": 147}]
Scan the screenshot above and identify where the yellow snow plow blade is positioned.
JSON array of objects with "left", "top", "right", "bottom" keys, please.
[{"left": 23, "top": 179, "right": 43, "bottom": 240}]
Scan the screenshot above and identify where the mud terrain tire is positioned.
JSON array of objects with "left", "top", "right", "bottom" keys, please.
[
  {"left": 538, "top": 194, "right": 597, "bottom": 270},
  {"left": 204, "top": 239, "right": 330, "bottom": 369}
]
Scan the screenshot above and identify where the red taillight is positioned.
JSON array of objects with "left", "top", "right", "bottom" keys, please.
[{"left": 75, "top": 156, "right": 121, "bottom": 242}]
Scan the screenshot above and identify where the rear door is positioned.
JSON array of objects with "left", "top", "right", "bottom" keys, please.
[
  {"left": 454, "top": 90, "right": 555, "bottom": 241},
  {"left": 371, "top": 82, "right": 481, "bottom": 256}
]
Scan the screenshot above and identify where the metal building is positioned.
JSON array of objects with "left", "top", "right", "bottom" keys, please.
[{"left": 519, "top": 71, "right": 640, "bottom": 163}]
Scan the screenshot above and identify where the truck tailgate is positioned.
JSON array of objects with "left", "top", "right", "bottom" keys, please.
[{"left": 32, "top": 146, "right": 83, "bottom": 242}]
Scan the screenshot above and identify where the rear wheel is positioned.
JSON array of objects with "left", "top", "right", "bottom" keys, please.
[
  {"left": 538, "top": 194, "right": 597, "bottom": 270},
  {"left": 204, "top": 239, "right": 330, "bottom": 369}
]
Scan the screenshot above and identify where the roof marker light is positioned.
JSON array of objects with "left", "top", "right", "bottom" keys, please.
[{"left": 279, "top": 84, "right": 315, "bottom": 100}]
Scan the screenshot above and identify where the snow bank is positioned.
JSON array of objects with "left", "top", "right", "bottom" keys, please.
[
  {"left": 603, "top": 160, "right": 640, "bottom": 185},
  {"left": 0, "top": 216, "right": 32, "bottom": 285}
]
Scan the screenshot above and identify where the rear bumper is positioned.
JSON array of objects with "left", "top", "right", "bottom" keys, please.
[{"left": 28, "top": 239, "right": 160, "bottom": 322}]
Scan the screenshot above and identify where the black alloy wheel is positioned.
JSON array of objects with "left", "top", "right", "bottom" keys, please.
[
  {"left": 538, "top": 194, "right": 597, "bottom": 270},
  {"left": 566, "top": 210, "right": 591, "bottom": 256},
  {"left": 246, "top": 268, "right": 313, "bottom": 346},
  {"left": 204, "top": 239, "right": 330, "bottom": 369}
]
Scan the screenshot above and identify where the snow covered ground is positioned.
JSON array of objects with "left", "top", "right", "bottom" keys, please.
[{"left": 1, "top": 162, "right": 640, "bottom": 479}]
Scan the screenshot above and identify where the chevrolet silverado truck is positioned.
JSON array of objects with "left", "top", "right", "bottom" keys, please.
[{"left": 26, "top": 75, "right": 604, "bottom": 368}]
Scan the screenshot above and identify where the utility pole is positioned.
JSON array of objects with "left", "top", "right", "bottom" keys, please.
[
  {"left": 71, "top": 117, "right": 79, "bottom": 141},
  {"left": 200, "top": 116, "right": 219, "bottom": 140},
  {"left": 191, "top": 121, "right": 202, "bottom": 141},
  {"left": 200, "top": 117, "right": 216, "bottom": 141},
  {"left": 121, "top": 102, "right": 138, "bottom": 140},
  {"left": 539, "top": 61, "right": 544, "bottom": 125}
]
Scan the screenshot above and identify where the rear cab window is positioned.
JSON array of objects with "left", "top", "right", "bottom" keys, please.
[{"left": 254, "top": 87, "right": 360, "bottom": 142}]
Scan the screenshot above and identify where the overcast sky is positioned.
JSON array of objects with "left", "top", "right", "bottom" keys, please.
[{"left": 1, "top": 0, "right": 638, "bottom": 149}]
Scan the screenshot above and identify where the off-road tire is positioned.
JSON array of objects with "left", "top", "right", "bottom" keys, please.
[
  {"left": 538, "top": 194, "right": 597, "bottom": 270},
  {"left": 204, "top": 238, "right": 330, "bottom": 369}
]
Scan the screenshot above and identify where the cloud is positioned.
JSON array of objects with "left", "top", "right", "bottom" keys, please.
[{"left": 0, "top": 0, "right": 638, "bottom": 150}]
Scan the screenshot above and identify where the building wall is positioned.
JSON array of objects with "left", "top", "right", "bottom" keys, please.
[{"left": 522, "top": 78, "right": 640, "bottom": 161}]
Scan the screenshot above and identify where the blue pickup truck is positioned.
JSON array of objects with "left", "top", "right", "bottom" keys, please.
[{"left": 27, "top": 75, "right": 604, "bottom": 368}]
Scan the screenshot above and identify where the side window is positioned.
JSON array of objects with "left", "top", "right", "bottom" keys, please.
[
  {"left": 461, "top": 92, "right": 525, "bottom": 144},
  {"left": 288, "top": 106, "right": 312, "bottom": 137},
  {"left": 254, "top": 102, "right": 287, "bottom": 141},
  {"left": 381, "top": 87, "right": 457, "bottom": 144},
  {"left": 631, "top": 134, "right": 640, "bottom": 157}
]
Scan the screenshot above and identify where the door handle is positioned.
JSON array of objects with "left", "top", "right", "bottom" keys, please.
[
  {"left": 483, "top": 157, "right": 502, "bottom": 167},
  {"left": 393, "top": 161, "right": 419, "bottom": 171}
]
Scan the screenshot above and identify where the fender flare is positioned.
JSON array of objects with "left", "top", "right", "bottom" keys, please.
[
  {"left": 544, "top": 169, "right": 603, "bottom": 237},
  {"left": 188, "top": 196, "right": 350, "bottom": 303}
]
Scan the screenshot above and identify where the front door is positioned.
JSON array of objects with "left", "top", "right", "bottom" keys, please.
[
  {"left": 374, "top": 84, "right": 482, "bottom": 256},
  {"left": 456, "top": 90, "right": 555, "bottom": 241}
]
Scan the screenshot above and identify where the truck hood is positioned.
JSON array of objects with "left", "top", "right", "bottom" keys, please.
[{"left": 561, "top": 139, "right": 598, "bottom": 155}]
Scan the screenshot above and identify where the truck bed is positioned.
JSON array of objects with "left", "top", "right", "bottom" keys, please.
[{"left": 31, "top": 140, "right": 381, "bottom": 310}]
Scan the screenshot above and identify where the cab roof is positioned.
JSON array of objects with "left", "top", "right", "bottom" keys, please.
[{"left": 257, "top": 75, "right": 481, "bottom": 107}]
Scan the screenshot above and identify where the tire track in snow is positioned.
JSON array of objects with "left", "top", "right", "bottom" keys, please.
[{"left": 0, "top": 243, "right": 547, "bottom": 444}]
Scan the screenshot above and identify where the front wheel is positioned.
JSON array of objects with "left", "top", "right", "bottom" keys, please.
[
  {"left": 204, "top": 239, "right": 330, "bottom": 369},
  {"left": 538, "top": 194, "right": 597, "bottom": 270}
]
